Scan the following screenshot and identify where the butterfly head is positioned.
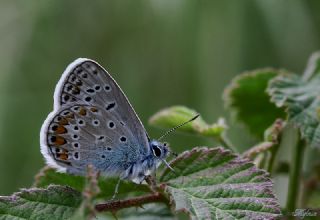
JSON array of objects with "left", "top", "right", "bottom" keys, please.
[{"left": 150, "top": 140, "right": 169, "bottom": 159}]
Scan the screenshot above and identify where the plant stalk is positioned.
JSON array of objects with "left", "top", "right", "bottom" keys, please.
[
  {"left": 286, "top": 134, "right": 305, "bottom": 215},
  {"left": 266, "top": 142, "right": 280, "bottom": 174},
  {"left": 243, "top": 141, "right": 274, "bottom": 159},
  {"left": 95, "top": 192, "right": 165, "bottom": 213},
  {"left": 265, "top": 119, "right": 284, "bottom": 174}
]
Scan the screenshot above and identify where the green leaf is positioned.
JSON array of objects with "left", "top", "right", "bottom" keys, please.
[
  {"left": 34, "top": 167, "right": 85, "bottom": 191},
  {"left": 160, "top": 147, "right": 281, "bottom": 219},
  {"left": 0, "top": 185, "right": 81, "bottom": 220},
  {"left": 34, "top": 167, "right": 150, "bottom": 199},
  {"left": 224, "top": 69, "right": 286, "bottom": 138},
  {"left": 268, "top": 52, "right": 320, "bottom": 149},
  {"left": 149, "top": 106, "right": 206, "bottom": 134},
  {"left": 149, "top": 106, "right": 228, "bottom": 138}
]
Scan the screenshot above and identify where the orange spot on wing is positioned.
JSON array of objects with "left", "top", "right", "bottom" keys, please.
[
  {"left": 79, "top": 108, "right": 87, "bottom": 116},
  {"left": 56, "top": 149, "right": 69, "bottom": 160},
  {"left": 58, "top": 153, "right": 68, "bottom": 160},
  {"left": 55, "top": 126, "right": 67, "bottom": 134},
  {"left": 58, "top": 114, "right": 74, "bottom": 126},
  {"left": 53, "top": 136, "right": 66, "bottom": 146},
  {"left": 73, "top": 86, "right": 80, "bottom": 94},
  {"left": 59, "top": 117, "right": 69, "bottom": 125},
  {"left": 66, "top": 113, "right": 75, "bottom": 119},
  {"left": 90, "top": 107, "right": 98, "bottom": 112}
]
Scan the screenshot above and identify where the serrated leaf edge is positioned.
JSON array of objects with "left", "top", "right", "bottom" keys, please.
[{"left": 160, "top": 147, "right": 281, "bottom": 219}]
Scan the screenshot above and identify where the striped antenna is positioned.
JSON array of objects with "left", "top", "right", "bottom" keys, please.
[{"left": 158, "top": 114, "right": 200, "bottom": 141}]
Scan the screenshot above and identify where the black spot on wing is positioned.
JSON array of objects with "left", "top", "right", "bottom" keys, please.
[{"left": 106, "top": 102, "right": 116, "bottom": 111}]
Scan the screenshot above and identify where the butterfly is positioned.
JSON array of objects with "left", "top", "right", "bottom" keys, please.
[{"left": 40, "top": 58, "right": 176, "bottom": 187}]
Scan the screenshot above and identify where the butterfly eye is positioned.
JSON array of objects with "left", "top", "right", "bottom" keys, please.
[{"left": 152, "top": 145, "right": 162, "bottom": 157}]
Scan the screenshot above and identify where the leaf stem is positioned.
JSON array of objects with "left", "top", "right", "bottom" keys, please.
[
  {"left": 286, "top": 133, "right": 305, "bottom": 215},
  {"left": 95, "top": 192, "right": 165, "bottom": 213},
  {"left": 265, "top": 119, "right": 284, "bottom": 174},
  {"left": 242, "top": 141, "right": 274, "bottom": 159},
  {"left": 266, "top": 142, "right": 280, "bottom": 174}
]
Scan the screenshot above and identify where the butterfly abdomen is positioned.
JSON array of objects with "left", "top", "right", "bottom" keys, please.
[{"left": 120, "top": 154, "right": 157, "bottom": 183}]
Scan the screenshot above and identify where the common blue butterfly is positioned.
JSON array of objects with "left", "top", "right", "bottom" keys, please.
[{"left": 40, "top": 58, "right": 174, "bottom": 187}]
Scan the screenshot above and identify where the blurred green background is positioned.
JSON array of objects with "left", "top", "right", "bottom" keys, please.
[{"left": 0, "top": 0, "right": 319, "bottom": 200}]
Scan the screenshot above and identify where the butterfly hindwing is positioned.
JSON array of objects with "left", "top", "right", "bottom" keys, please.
[{"left": 41, "top": 104, "right": 147, "bottom": 175}]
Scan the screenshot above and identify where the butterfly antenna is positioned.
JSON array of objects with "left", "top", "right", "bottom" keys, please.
[
  {"left": 169, "top": 151, "right": 178, "bottom": 157},
  {"left": 158, "top": 114, "right": 200, "bottom": 141}
]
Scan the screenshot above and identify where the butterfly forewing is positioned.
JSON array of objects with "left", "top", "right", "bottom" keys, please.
[
  {"left": 40, "top": 58, "right": 150, "bottom": 175},
  {"left": 54, "top": 59, "right": 148, "bottom": 142}
]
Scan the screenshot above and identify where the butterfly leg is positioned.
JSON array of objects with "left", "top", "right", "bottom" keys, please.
[
  {"left": 112, "top": 178, "right": 121, "bottom": 200},
  {"left": 152, "top": 163, "right": 157, "bottom": 179},
  {"left": 144, "top": 175, "right": 157, "bottom": 192}
]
